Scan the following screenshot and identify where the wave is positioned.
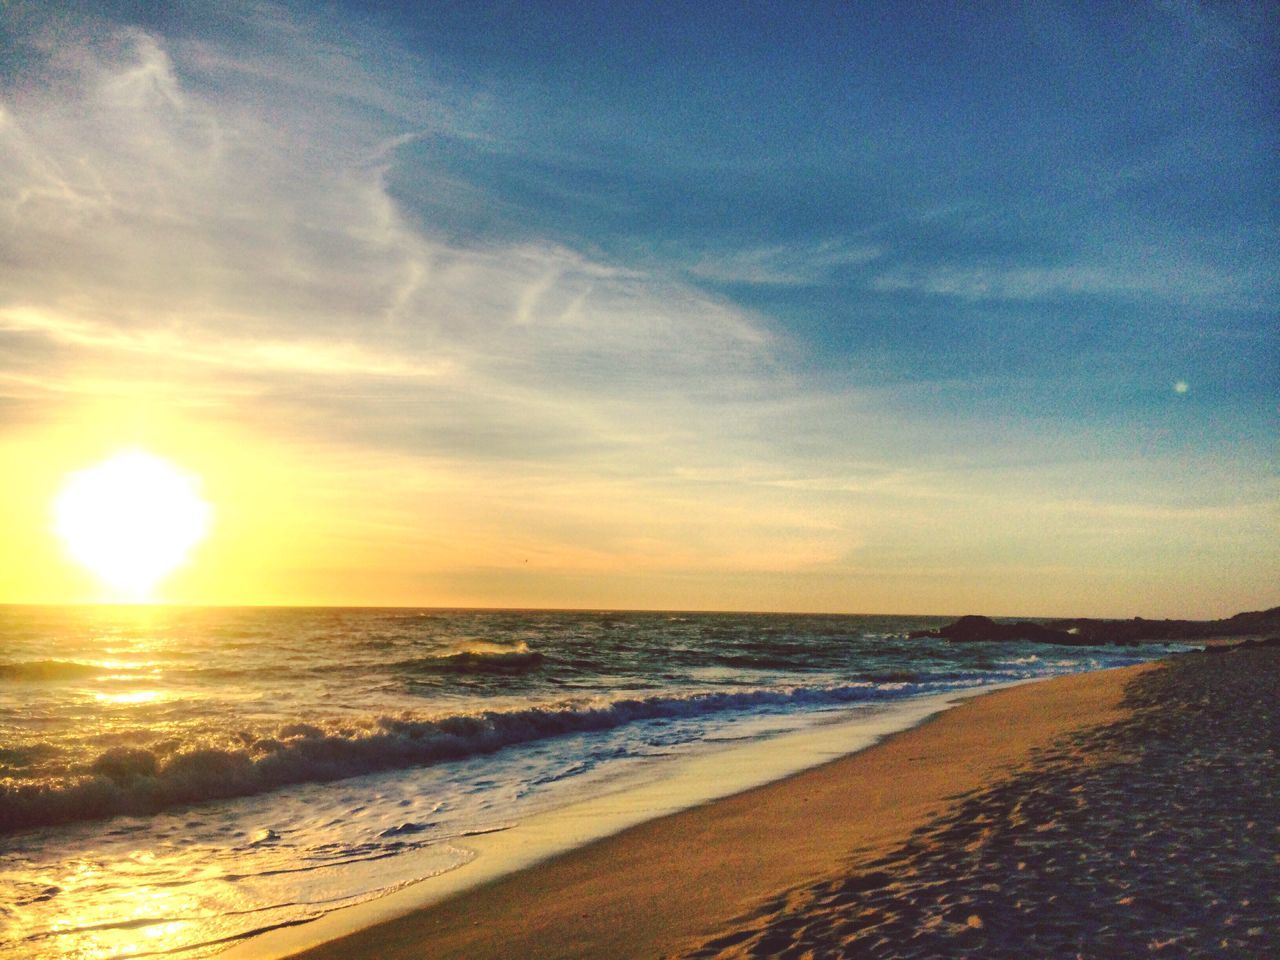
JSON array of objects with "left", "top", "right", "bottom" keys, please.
[
  {"left": 858, "top": 671, "right": 920, "bottom": 684},
  {"left": 0, "top": 679, "right": 937, "bottom": 835},
  {"left": 396, "top": 642, "right": 545, "bottom": 675},
  {"left": 714, "top": 654, "right": 813, "bottom": 670},
  {"left": 421, "top": 650, "right": 545, "bottom": 673},
  {"left": 0, "top": 660, "right": 102, "bottom": 682}
]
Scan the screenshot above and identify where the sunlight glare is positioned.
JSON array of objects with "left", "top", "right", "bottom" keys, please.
[{"left": 53, "top": 449, "right": 212, "bottom": 601}]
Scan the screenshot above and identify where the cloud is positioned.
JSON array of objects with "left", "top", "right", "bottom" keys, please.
[
  {"left": 0, "top": 8, "right": 780, "bottom": 461},
  {"left": 685, "top": 241, "right": 881, "bottom": 286},
  {"left": 868, "top": 259, "right": 1264, "bottom": 307},
  {"left": 0, "top": 7, "right": 850, "bottom": 591}
]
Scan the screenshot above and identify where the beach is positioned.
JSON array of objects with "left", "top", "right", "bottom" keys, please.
[
  {"left": 9, "top": 608, "right": 1178, "bottom": 960},
  {"left": 274, "top": 644, "right": 1278, "bottom": 959},
  {"left": 6, "top": 2, "right": 1275, "bottom": 958}
]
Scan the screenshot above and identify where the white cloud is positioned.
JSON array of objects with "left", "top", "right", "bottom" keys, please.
[{"left": 0, "top": 9, "right": 780, "bottom": 457}]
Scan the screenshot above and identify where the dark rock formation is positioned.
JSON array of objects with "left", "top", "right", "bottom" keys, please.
[
  {"left": 1205, "top": 635, "right": 1280, "bottom": 654},
  {"left": 910, "top": 606, "right": 1280, "bottom": 647},
  {"left": 1054, "top": 606, "right": 1280, "bottom": 645},
  {"left": 908, "top": 615, "right": 1083, "bottom": 645}
]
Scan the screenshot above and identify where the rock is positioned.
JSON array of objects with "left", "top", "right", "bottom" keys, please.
[
  {"left": 911, "top": 608, "right": 1280, "bottom": 647},
  {"left": 1227, "top": 636, "right": 1280, "bottom": 652},
  {"left": 912, "top": 616, "right": 1080, "bottom": 645}
]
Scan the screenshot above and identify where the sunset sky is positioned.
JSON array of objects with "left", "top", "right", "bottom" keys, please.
[{"left": 1, "top": 1, "right": 1275, "bottom": 616}]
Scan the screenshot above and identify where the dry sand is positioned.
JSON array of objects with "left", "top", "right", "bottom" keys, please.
[
  {"left": 682, "top": 645, "right": 1280, "bottom": 958},
  {"left": 277, "top": 650, "right": 1276, "bottom": 960}
]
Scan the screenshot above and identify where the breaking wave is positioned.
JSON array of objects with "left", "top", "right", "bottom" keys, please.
[{"left": 0, "top": 679, "right": 933, "bottom": 834}]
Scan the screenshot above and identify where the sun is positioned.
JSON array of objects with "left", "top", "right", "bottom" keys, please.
[{"left": 53, "top": 449, "right": 212, "bottom": 601}]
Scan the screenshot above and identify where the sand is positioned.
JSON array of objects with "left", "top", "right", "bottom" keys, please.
[
  {"left": 682, "top": 645, "right": 1280, "bottom": 958},
  {"left": 270, "top": 647, "right": 1280, "bottom": 960}
]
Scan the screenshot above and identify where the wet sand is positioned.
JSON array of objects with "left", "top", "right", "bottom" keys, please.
[{"left": 274, "top": 651, "right": 1274, "bottom": 960}]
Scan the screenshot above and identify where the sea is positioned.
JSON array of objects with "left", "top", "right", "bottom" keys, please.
[{"left": 0, "top": 605, "right": 1184, "bottom": 959}]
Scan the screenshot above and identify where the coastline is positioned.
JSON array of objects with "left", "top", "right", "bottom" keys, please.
[
  {"left": 237, "top": 662, "right": 1157, "bottom": 960},
  {"left": 684, "top": 643, "right": 1279, "bottom": 957}
]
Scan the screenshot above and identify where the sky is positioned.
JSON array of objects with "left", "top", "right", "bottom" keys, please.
[{"left": 0, "top": 0, "right": 1276, "bottom": 617}]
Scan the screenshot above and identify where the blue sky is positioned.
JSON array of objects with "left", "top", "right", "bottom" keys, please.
[{"left": 0, "top": 1, "right": 1276, "bottom": 614}]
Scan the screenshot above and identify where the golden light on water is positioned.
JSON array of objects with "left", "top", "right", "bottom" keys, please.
[
  {"left": 52, "top": 449, "right": 212, "bottom": 602},
  {"left": 93, "top": 689, "right": 169, "bottom": 705}
]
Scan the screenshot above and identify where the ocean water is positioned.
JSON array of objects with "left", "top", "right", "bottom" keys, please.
[{"left": 0, "top": 605, "right": 1180, "bottom": 959}]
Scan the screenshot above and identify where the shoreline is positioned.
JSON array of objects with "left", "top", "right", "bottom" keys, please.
[
  {"left": 223, "top": 683, "right": 1012, "bottom": 960},
  {"left": 233, "top": 662, "right": 1156, "bottom": 960},
  {"left": 683, "top": 643, "right": 1279, "bottom": 957}
]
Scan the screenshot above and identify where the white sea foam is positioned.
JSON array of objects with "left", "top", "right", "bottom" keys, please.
[{"left": 1, "top": 679, "right": 962, "bottom": 832}]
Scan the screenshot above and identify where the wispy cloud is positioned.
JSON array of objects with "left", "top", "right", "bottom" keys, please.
[
  {"left": 686, "top": 241, "right": 881, "bottom": 286},
  {"left": 0, "top": 10, "right": 779, "bottom": 454},
  {"left": 868, "top": 260, "right": 1264, "bottom": 306},
  {"left": 0, "top": 306, "right": 449, "bottom": 378}
]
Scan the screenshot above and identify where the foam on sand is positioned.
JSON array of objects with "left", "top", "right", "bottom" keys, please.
[{"left": 224, "top": 674, "right": 1093, "bottom": 960}]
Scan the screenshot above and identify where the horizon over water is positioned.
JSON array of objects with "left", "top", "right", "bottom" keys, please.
[
  {"left": 2, "top": 599, "right": 1121, "bottom": 618},
  {"left": 1, "top": 605, "right": 1184, "bottom": 959}
]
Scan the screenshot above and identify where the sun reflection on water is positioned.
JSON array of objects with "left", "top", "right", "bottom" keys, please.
[{"left": 92, "top": 690, "right": 169, "bottom": 706}]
